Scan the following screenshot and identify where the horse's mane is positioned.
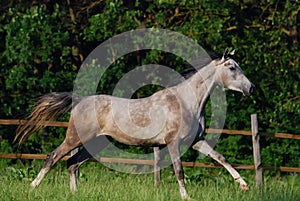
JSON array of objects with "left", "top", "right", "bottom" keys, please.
[{"left": 167, "top": 51, "right": 221, "bottom": 87}]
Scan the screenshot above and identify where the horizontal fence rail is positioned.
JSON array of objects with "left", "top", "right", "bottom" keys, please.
[
  {"left": 0, "top": 153, "right": 299, "bottom": 173},
  {"left": 0, "top": 115, "right": 300, "bottom": 186},
  {"left": 1, "top": 119, "right": 299, "bottom": 139},
  {"left": 0, "top": 119, "right": 69, "bottom": 127}
]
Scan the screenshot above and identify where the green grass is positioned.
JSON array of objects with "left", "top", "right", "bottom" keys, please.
[{"left": 0, "top": 161, "right": 299, "bottom": 201}]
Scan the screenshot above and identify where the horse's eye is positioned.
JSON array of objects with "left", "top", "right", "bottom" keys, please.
[{"left": 229, "top": 66, "right": 236, "bottom": 71}]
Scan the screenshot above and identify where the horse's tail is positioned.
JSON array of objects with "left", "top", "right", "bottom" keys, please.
[{"left": 14, "top": 92, "right": 83, "bottom": 145}]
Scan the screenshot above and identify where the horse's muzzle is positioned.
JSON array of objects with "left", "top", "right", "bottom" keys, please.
[
  {"left": 246, "top": 83, "right": 255, "bottom": 96},
  {"left": 243, "top": 83, "right": 255, "bottom": 96},
  {"left": 249, "top": 83, "right": 255, "bottom": 94}
]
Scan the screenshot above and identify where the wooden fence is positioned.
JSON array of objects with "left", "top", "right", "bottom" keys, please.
[{"left": 0, "top": 114, "right": 299, "bottom": 187}]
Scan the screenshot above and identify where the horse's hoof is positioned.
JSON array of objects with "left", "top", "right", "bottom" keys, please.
[
  {"left": 30, "top": 181, "right": 38, "bottom": 188},
  {"left": 240, "top": 184, "right": 249, "bottom": 191},
  {"left": 181, "top": 195, "right": 195, "bottom": 201},
  {"left": 185, "top": 196, "right": 196, "bottom": 201}
]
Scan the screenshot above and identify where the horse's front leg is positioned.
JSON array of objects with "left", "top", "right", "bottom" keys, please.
[
  {"left": 167, "top": 140, "right": 189, "bottom": 200},
  {"left": 192, "top": 140, "right": 249, "bottom": 190}
]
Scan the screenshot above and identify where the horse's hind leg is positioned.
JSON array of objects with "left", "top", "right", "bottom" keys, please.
[
  {"left": 67, "top": 148, "right": 91, "bottom": 191},
  {"left": 67, "top": 136, "right": 110, "bottom": 191},
  {"left": 192, "top": 140, "right": 249, "bottom": 190},
  {"left": 31, "top": 120, "right": 81, "bottom": 188}
]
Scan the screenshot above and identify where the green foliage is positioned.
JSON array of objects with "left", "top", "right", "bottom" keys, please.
[
  {"left": 4, "top": 6, "right": 68, "bottom": 65},
  {"left": 0, "top": 0, "right": 299, "bottom": 170},
  {"left": 0, "top": 3, "right": 76, "bottom": 152},
  {"left": 1, "top": 4, "right": 76, "bottom": 116},
  {"left": 83, "top": 1, "right": 141, "bottom": 42}
]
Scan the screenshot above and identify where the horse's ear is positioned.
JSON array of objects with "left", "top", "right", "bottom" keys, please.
[
  {"left": 218, "top": 48, "right": 235, "bottom": 65},
  {"left": 222, "top": 48, "right": 229, "bottom": 59},
  {"left": 219, "top": 48, "right": 229, "bottom": 64},
  {"left": 229, "top": 49, "right": 235, "bottom": 56},
  {"left": 222, "top": 48, "right": 235, "bottom": 58}
]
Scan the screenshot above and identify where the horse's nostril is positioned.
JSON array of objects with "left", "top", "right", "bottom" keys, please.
[{"left": 250, "top": 84, "right": 255, "bottom": 93}]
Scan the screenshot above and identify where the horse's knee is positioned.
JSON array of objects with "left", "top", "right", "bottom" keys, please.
[
  {"left": 176, "top": 169, "right": 184, "bottom": 180},
  {"left": 68, "top": 163, "right": 79, "bottom": 175},
  {"left": 192, "top": 141, "right": 212, "bottom": 155},
  {"left": 173, "top": 161, "right": 184, "bottom": 180},
  {"left": 209, "top": 150, "right": 227, "bottom": 163},
  {"left": 43, "top": 151, "right": 57, "bottom": 167}
]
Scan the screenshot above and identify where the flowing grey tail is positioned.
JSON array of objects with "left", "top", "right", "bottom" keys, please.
[{"left": 14, "top": 92, "right": 83, "bottom": 145}]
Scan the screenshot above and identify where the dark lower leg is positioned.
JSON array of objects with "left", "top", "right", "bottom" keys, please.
[
  {"left": 67, "top": 136, "right": 110, "bottom": 191},
  {"left": 67, "top": 148, "right": 92, "bottom": 191},
  {"left": 167, "top": 141, "right": 189, "bottom": 199}
]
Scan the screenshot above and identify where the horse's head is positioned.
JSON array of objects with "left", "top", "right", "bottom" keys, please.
[{"left": 214, "top": 48, "right": 255, "bottom": 96}]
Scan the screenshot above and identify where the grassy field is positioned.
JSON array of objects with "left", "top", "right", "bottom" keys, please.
[{"left": 0, "top": 160, "right": 299, "bottom": 201}]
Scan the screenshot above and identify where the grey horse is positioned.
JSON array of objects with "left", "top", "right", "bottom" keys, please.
[{"left": 15, "top": 48, "right": 254, "bottom": 199}]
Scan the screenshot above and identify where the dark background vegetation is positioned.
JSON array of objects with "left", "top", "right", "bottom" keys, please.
[{"left": 0, "top": 0, "right": 299, "bottom": 169}]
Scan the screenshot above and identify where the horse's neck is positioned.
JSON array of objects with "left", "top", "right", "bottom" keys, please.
[{"left": 176, "top": 62, "right": 217, "bottom": 118}]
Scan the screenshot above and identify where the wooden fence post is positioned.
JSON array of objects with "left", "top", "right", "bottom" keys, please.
[
  {"left": 251, "top": 114, "right": 263, "bottom": 187},
  {"left": 153, "top": 147, "right": 161, "bottom": 186}
]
